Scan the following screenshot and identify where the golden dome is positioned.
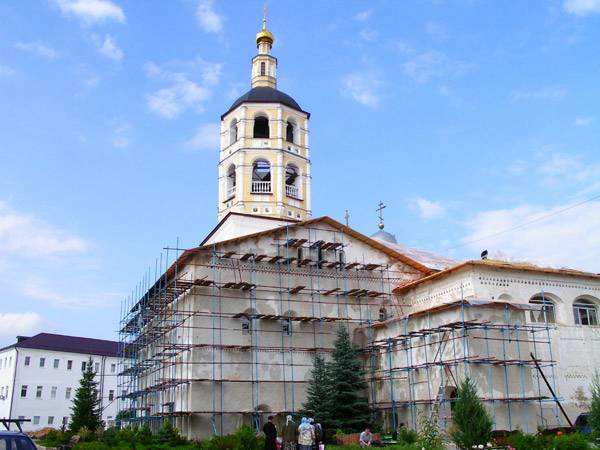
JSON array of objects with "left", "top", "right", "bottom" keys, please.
[{"left": 256, "top": 18, "right": 274, "bottom": 46}]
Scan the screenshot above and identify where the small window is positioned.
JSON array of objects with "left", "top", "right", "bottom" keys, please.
[
  {"left": 51, "top": 386, "right": 57, "bottom": 399},
  {"left": 379, "top": 308, "right": 387, "bottom": 322},
  {"left": 574, "top": 299, "right": 598, "bottom": 326},
  {"left": 36, "top": 386, "right": 43, "bottom": 399},
  {"left": 66, "top": 387, "right": 72, "bottom": 399},
  {"left": 242, "top": 316, "right": 251, "bottom": 335},
  {"left": 33, "top": 416, "right": 40, "bottom": 425},
  {"left": 21, "top": 385, "right": 27, "bottom": 398},
  {"left": 229, "top": 118, "right": 238, "bottom": 145},
  {"left": 81, "top": 361, "right": 86, "bottom": 371},
  {"left": 282, "top": 318, "right": 292, "bottom": 336},
  {"left": 111, "top": 363, "right": 116, "bottom": 373},
  {"left": 253, "top": 116, "right": 270, "bottom": 139},
  {"left": 24, "top": 356, "right": 30, "bottom": 367},
  {"left": 529, "top": 295, "right": 556, "bottom": 323},
  {"left": 67, "top": 360, "right": 73, "bottom": 370},
  {"left": 48, "top": 416, "right": 54, "bottom": 425},
  {"left": 39, "top": 357, "right": 45, "bottom": 368},
  {"left": 109, "top": 390, "right": 114, "bottom": 401},
  {"left": 94, "top": 362, "right": 100, "bottom": 373},
  {"left": 53, "top": 359, "right": 59, "bottom": 369},
  {"left": 260, "top": 62, "right": 266, "bottom": 76}
]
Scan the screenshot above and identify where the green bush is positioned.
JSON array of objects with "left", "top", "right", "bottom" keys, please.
[
  {"left": 156, "top": 420, "right": 186, "bottom": 446},
  {"left": 451, "top": 377, "right": 493, "bottom": 449},
  {"left": 137, "top": 423, "right": 153, "bottom": 445},
  {"left": 36, "top": 429, "right": 71, "bottom": 447},
  {"left": 550, "top": 433, "right": 590, "bottom": 450},
  {"left": 398, "top": 427, "right": 418, "bottom": 444},
  {"left": 73, "top": 442, "right": 111, "bottom": 450},
  {"left": 116, "top": 426, "right": 135, "bottom": 444},
  {"left": 201, "top": 434, "right": 237, "bottom": 450}
]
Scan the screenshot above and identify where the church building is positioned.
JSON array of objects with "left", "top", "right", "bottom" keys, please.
[{"left": 118, "top": 17, "right": 600, "bottom": 439}]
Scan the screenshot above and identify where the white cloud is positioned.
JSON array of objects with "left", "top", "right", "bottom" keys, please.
[
  {"left": 510, "top": 86, "right": 567, "bottom": 102},
  {"left": 539, "top": 153, "right": 581, "bottom": 177},
  {"left": 53, "top": 0, "right": 125, "bottom": 24},
  {"left": 111, "top": 120, "right": 131, "bottom": 148},
  {"left": 359, "top": 29, "right": 379, "bottom": 43},
  {"left": 341, "top": 72, "right": 380, "bottom": 107},
  {"left": 402, "top": 50, "right": 472, "bottom": 84},
  {"left": 0, "top": 64, "right": 16, "bottom": 76},
  {"left": 412, "top": 197, "right": 447, "bottom": 219},
  {"left": 354, "top": 9, "right": 372, "bottom": 22},
  {"left": 185, "top": 122, "right": 220, "bottom": 151},
  {"left": 509, "top": 159, "right": 529, "bottom": 175},
  {"left": 425, "top": 21, "right": 448, "bottom": 40},
  {"left": 196, "top": 0, "right": 223, "bottom": 33},
  {"left": 92, "top": 34, "right": 123, "bottom": 61},
  {"left": 0, "top": 313, "right": 44, "bottom": 338},
  {"left": 14, "top": 41, "right": 58, "bottom": 60},
  {"left": 564, "top": 0, "right": 600, "bottom": 15},
  {"left": 462, "top": 201, "right": 600, "bottom": 272},
  {"left": 574, "top": 116, "right": 595, "bottom": 126},
  {"left": 21, "top": 281, "right": 119, "bottom": 309},
  {"left": 145, "top": 58, "right": 222, "bottom": 119},
  {"left": 0, "top": 201, "right": 88, "bottom": 258}
]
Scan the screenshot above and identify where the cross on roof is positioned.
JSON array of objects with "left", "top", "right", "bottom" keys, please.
[
  {"left": 344, "top": 210, "right": 350, "bottom": 227},
  {"left": 377, "top": 201, "right": 386, "bottom": 229}
]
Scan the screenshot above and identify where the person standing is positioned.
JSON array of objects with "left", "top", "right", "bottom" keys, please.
[
  {"left": 281, "top": 415, "right": 297, "bottom": 450},
  {"left": 297, "top": 417, "right": 315, "bottom": 450},
  {"left": 263, "top": 415, "right": 278, "bottom": 450}
]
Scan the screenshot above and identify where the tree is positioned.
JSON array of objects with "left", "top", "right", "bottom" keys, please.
[
  {"left": 301, "top": 353, "right": 335, "bottom": 428},
  {"left": 69, "top": 357, "right": 104, "bottom": 433},
  {"left": 590, "top": 370, "right": 600, "bottom": 437},
  {"left": 451, "top": 377, "right": 493, "bottom": 450},
  {"left": 328, "top": 326, "right": 371, "bottom": 431}
]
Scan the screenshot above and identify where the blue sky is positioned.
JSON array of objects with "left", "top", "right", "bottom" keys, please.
[{"left": 1, "top": 0, "right": 600, "bottom": 345}]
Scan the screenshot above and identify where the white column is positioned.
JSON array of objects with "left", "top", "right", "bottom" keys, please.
[
  {"left": 237, "top": 151, "right": 246, "bottom": 210},
  {"left": 276, "top": 151, "right": 283, "bottom": 215},
  {"left": 277, "top": 107, "right": 283, "bottom": 149}
]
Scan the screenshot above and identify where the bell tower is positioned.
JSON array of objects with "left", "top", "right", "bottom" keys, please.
[{"left": 217, "top": 15, "right": 311, "bottom": 222}]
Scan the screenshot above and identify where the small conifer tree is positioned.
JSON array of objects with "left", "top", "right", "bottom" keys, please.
[
  {"left": 301, "top": 353, "right": 334, "bottom": 428},
  {"left": 451, "top": 377, "right": 493, "bottom": 450},
  {"left": 329, "top": 326, "right": 371, "bottom": 431},
  {"left": 589, "top": 370, "right": 600, "bottom": 437},
  {"left": 69, "top": 357, "right": 104, "bottom": 433}
]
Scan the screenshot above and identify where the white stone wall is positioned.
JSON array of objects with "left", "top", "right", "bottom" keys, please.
[{"left": 0, "top": 348, "right": 17, "bottom": 421}]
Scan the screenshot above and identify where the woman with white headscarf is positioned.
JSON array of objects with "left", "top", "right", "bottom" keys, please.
[
  {"left": 297, "top": 417, "right": 315, "bottom": 450},
  {"left": 281, "top": 414, "right": 297, "bottom": 450}
]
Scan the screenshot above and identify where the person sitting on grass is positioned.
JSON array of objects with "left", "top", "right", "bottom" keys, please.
[{"left": 359, "top": 427, "right": 373, "bottom": 448}]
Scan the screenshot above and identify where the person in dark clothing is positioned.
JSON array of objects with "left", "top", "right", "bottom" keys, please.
[{"left": 263, "top": 415, "right": 278, "bottom": 450}]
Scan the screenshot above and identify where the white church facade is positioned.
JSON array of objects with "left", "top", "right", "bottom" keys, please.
[{"left": 117, "top": 17, "right": 600, "bottom": 439}]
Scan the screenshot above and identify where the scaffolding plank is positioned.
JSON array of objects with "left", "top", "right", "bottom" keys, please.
[{"left": 289, "top": 285, "right": 305, "bottom": 294}]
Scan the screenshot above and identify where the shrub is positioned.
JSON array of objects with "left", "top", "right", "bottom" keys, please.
[
  {"left": 506, "top": 430, "right": 544, "bottom": 450},
  {"left": 590, "top": 370, "right": 600, "bottom": 437},
  {"left": 156, "top": 420, "right": 186, "bottom": 446},
  {"left": 137, "top": 423, "right": 153, "bottom": 445},
  {"left": 451, "top": 377, "right": 493, "bottom": 450},
  {"left": 100, "top": 426, "right": 119, "bottom": 446},
  {"left": 202, "top": 434, "right": 237, "bottom": 450},
  {"left": 417, "top": 410, "right": 444, "bottom": 450},
  {"left": 116, "top": 426, "right": 135, "bottom": 444},
  {"left": 73, "top": 442, "right": 111, "bottom": 450},
  {"left": 398, "top": 427, "right": 418, "bottom": 444},
  {"left": 550, "top": 433, "right": 590, "bottom": 450},
  {"left": 232, "top": 425, "right": 260, "bottom": 450}
]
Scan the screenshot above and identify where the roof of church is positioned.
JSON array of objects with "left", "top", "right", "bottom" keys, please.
[
  {"left": 393, "top": 259, "right": 600, "bottom": 294},
  {"left": 222, "top": 87, "right": 309, "bottom": 118},
  {"left": 371, "top": 236, "right": 457, "bottom": 272}
]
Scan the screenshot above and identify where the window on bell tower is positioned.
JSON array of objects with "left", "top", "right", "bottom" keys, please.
[
  {"left": 286, "top": 121, "right": 295, "bottom": 143},
  {"left": 229, "top": 119, "right": 238, "bottom": 145},
  {"left": 253, "top": 116, "right": 270, "bottom": 138},
  {"left": 252, "top": 160, "right": 271, "bottom": 194},
  {"left": 260, "top": 62, "right": 266, "bottom": 76},
  {"left": 285, "top": 164, "right": 300, "bottom": 199},
  {"left": 226, "top": 165, "right": 236, "bottom": 198}
]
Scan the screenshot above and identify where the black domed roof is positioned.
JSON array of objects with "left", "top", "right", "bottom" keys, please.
[{"left": 222, "top": 87, "right": 308, "bottom": 118}]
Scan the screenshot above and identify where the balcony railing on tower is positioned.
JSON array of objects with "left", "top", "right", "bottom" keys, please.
[
  {"left": 286, "top": 185, "right": 300, "bottom": 199},
  {"left": 251, "top": 181, "right": 271, "bottom": 193}
]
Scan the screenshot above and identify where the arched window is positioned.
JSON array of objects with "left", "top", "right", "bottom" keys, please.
[
  {"left": 529, "top": 295, "right": 555, "bottom": 323},
  {"left": 379, "top": 308, "right": 387, "bottom": 322},
  {"left": 252, "top": 160, "right": 271, "bottom": 193},
  {"left": 260, "top": 62, "right": 266, "bottom": 76},
  {"left": 573, "top": 299, "right": 598, "bottom": 326},
  {"left": 285, "top": 165, "right": 300, "bottom": 199},
  {"left": 286, "top": 121, "right": 295, "bottom": 143},
  {"left": 253, "top": 115, "right": 269, "bottom": 138},
  {"left": 226, "top": 165, "right": 236, "bottom": 198},
  {"left": 229, "top": 119, "right": 238, "bottom": 145}
]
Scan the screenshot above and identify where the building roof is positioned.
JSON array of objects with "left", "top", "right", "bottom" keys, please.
[
  {"left": 0, "top": 333, "right": 119, "bottom": 357},
  {"left": 371, "top": 236, "right": 457, "bottom": 272},
  {"left": 393, "top": 259, "right": 600, "bottom": 294},
  {"left": 222, "top": 87, "right": 309, "bottom": 119}
]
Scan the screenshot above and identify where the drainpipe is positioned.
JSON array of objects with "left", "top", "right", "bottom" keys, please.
[{"left": 8, "top": 349, "right": 19, "bottom": 420}]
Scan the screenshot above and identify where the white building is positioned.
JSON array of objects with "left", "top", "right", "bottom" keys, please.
[{"left": 0, "top": 333, "right": 120, "bottom": 431}]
